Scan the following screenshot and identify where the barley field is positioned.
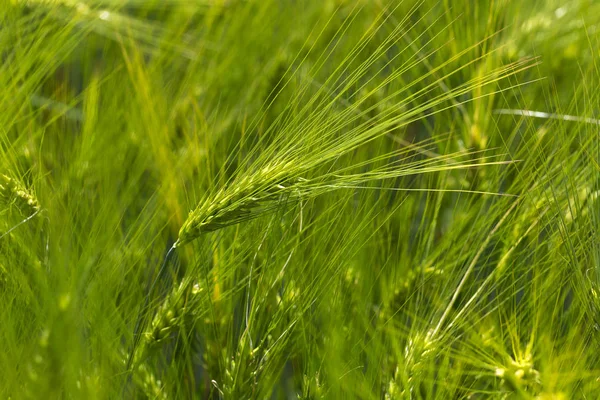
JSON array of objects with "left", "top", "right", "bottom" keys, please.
[{"left": 1, "top": 1, "right": 599, "bottom": 398}]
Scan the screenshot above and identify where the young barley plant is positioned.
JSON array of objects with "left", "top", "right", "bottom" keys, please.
[{"left": 2, "top": 0, "right": 600, "bottom": 398}]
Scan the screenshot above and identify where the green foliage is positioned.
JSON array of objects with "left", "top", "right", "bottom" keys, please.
[{"left": 1, "top": 0, "right": 599, "bottom": 398}]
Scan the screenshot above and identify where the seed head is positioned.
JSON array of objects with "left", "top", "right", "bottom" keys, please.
[{"left": 0, "top": 173, "right": 40, "bottom": 216}]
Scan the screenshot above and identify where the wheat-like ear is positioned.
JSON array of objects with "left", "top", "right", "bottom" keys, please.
[
  {"left": 0, "top": 173, "right": 40, "bottom": 217},
  {"left": 177, "top": 160, "right": 303, "bottom": 246},
  {"left": 176, "top": 51, "right": 533, "bottom": 247},
  {"left": 133, "top": 362, "right": 168, "bottom": 400},
  {"left": 0, "top": 173, "right": 42, "bottom": 282},
  {"left": 177, "top": 148, "right": 514, "bottom": 247},
  {"left": 130, "top": 277, "right": 203, "bottom": 367}
]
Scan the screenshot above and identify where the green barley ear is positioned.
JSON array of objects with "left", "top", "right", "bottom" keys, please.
[
  {"left": 175, "top": 57, "right": 534, "bottom": 246},
  {"left": 0, "top": 173, "right": 43, "bottom": 286},
  {"left": 134, "top": 362, "right": 167, "bottom": 400},
  {"left": 494, "top": 352, "right": 541, "bottom": 395},
  {"left": 176, "top": 143, "right": 517, "bottom": 247},
  {"left": 143, "top": 279, "right": 201, "bottom": 345},
  {"left": 176, "top": 159, "right": 307, "bottom": 246},
  {"left": 132, "top": 278, "right": 203, "bottom": 366},
  {"left": 0, "top": 173, "right": 40, "bottom": 217}
]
